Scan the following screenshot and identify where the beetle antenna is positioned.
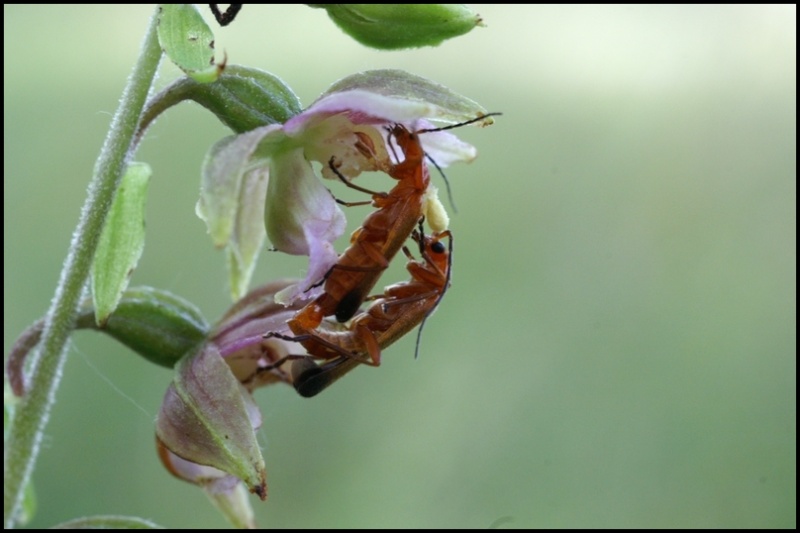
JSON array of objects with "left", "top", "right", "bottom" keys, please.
[
  {"left": 425, "top": 153, "right": 458, "bottom": 214},
  {"left": 417, "top": 112, "right": 502, "bottom": 134}
]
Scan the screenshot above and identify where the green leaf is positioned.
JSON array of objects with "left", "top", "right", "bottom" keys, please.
[
  {"left": 311, "top": 4, "right": 483, "bottom": 50},
  {"left": 197, "top": 129, "right": 276, "bottom": 299},
  {"left": 319, "top": 69, "right": 495, "bottom": 126},
  {"left": 157, "top": 4, "right": 221, "bottom": 83},
  {"left": 91, "top": 162, "right": 151, "bottom": 326}
]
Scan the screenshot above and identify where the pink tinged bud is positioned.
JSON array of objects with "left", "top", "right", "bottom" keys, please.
[
  {"left": 154, "top": 279, "right": 311, "bottom": 511},
  {"left": 156, "top": 343, "right": 267, "bottom": 499}
]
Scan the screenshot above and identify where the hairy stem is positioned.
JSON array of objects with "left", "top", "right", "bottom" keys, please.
[{"left": 3, "top": 9, "right": 163, "bottom": 527}]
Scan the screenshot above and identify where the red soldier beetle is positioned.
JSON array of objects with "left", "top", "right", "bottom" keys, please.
[
  {"left": 292, "top": 113, "right": 498, "bottom": 331},
  {"left": 291, "top": 123, "right": 431, "bottom": 334},
  {"left": 266, "top": 225, "right": 453, "bottom": 397}
]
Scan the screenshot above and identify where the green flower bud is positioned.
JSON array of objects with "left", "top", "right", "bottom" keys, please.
[
  {"left": 83, "top": 286, "right": 209, "bottom": 369},
  {"left": 7, "top": 287, "right": 209, "bottom": 397},
  {"left": 140, "top": 65, "right": 302, "bottom": 138},
  {"left": 154, "top": 279, "right": 308, "bottom": 519},
  {"left": 156, "top": 344, "right": 267, "bottom": 501},
  {"left": 312, "top": 4, "right": 483, "bottom": 50},
  {"left": 215, "top": 66, "right": 303, "bottom": 128}
]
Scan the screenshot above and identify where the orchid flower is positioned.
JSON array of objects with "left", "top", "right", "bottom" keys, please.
[
  {"left": 156, "top": 70, "right": 494, "bottom": 525},
  {"left": 155, "top": 280, "right": 307, "bottom": 527},
  {"left": 197, "top": 69, "right": 494, "bottom": 303}
]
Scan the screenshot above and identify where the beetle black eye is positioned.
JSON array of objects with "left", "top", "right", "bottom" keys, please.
[{"left": 431, "top": 241, "right": 446, "bottom": 254}]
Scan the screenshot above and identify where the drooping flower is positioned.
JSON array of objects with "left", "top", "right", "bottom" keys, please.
[
  {"left": 155, "top": 280, "right": 308, "bottom": 527},
  {"left": 197, "top": 69, "right": 494, "bottom": 303}
]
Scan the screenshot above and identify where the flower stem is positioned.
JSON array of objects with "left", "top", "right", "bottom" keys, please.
[{"left": 3, "top": 9, "right": 163, "bottom": 527}]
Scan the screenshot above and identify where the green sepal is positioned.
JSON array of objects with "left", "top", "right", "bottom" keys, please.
[{"left": 197, "top": 129, "right": 274, "bottom": 300}]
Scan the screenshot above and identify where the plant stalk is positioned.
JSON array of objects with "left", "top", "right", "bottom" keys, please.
[{"left": 3, "top": 9, "right": 163, "bottom": 527}]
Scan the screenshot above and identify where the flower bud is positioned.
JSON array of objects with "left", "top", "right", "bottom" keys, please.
[
  {"left": 194, "top": 65, "right": 303, "bottom": 132},
  {"left": 312, "top": 4, "right": 483, "bottom": 50},
  {"left": 88, "top": 286, "right": 209, "bottom": 369},
  {"left": 6, "top": 287, "right": 208, "bottom": 397},
  {"left": 156, "top": 343, "right": 268, "bottom": 500},
  {"left": 142, "top": 65, "right": 302, "bottom": 140},
  {"left": 155, "top": 280, "right": 309, "bottom": 516}
]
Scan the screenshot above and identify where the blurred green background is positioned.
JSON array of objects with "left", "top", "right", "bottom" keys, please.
[{"left": 4, "top": 5, "right": 795, "bottom": 528}]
